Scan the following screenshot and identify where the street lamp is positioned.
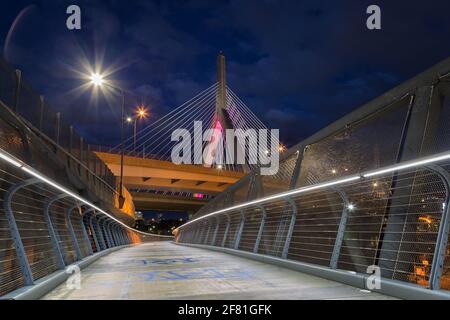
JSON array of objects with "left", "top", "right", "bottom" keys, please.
[
  {"left": 89, "top": 72, "right": 126, "bottom": 208},
  {"left": 133, "top": 106, "right": 148, "bottom": 150}
]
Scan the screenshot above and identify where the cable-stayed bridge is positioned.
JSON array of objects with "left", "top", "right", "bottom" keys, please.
[
  {"left": 94, "top": 54, "right": 274, "bottom": 213},
  {"left": 0, "top": 54, "right": 450, "bottom": 300}
]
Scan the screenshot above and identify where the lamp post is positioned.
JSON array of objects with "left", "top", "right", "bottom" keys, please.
[
  {"left": 89, "top": 73, "right": 126, "bottom": 207},
  {"left": 127, "top": 106, "right": 148, "bottom": 151}
]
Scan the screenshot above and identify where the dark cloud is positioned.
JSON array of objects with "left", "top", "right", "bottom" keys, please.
[{"left": 1, "top": 0, "right": 450, "bottom": 147}]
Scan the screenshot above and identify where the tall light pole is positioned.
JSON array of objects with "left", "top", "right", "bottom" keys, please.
[
  {"left": 89, "top": 72, "right": 126, "bottom": 207},
  {"left": 127, "top": 106, "right": 149, "bottom": 151}
]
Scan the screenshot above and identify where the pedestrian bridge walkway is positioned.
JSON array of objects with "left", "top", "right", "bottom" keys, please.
[{"left": 42, "top": 242, "right": 393, "bottom": 300}]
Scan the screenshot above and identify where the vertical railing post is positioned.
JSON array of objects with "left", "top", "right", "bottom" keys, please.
[
  {"left": 44, "top": 194, "right": 67, "bottom": 269},
  {"left": 289, "top": 149, "right": 304, "bottom": 190},
  {"left": 89, "top": 214, "right": 103, "bottom": 252},
  {"left": 281, "top": 197, "right": 297, "bottom": 259},
  {"left": 211, "top": 218, "right": 220, "bottom": 246},
  {"left": 55, "top": 112, "right": 61, "bottom": 144},
  {"left": 80, "top": 209, "right": 94, "bottom": 256},
  {"left": 4, "top": 179, "right": 38, "bottom": 285},
  {"left": 204, "top": 221, "right": 212, "bottom": 245},
  {"left": 100, "top": 217, "right": 112, "bottom": 248},
  {"left": 427, "top": 165, "right": 450, "bottom": 290},
  {"left": 234, "top": 211, "right": 246, "bottom": 249},
  {"left": 13, "top": 69, "right": 21, "bottom": 112},
  {"left": 254, "top": 205, "right": 266, "bottom": 253},
  {"left": 221, "top": 214, "right": 231, "bottom": 247},
  {"left": 108, "top": 221, "right": 117, "bottom": 246},
  {"left": 67, "top": 205, "right": 83, "bottom": 260},
  {"left": 39, "top": 95, "right": 45, "bottom": 132},
  {"left": 330, "top": 188, "right": 350, "bottom": 269}
]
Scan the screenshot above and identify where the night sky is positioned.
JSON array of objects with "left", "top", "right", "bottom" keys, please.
[{"left": 1, "top": 0, "right": 450, "bottom": 147}]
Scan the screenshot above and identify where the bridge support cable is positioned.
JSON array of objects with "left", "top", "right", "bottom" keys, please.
[
  {"left": 44, "top": 194, "right": 69, "bottom": 269},
  {"left": 113, "top": 84, "right": 218, "bottom": 158}
]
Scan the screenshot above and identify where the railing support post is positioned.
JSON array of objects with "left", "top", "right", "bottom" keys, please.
[
  {"left": 330, "top": 189, "right": 350, "bottom": 269},
  {"left": 106, "top": 221, "right": 116, "bottom": 246},
  {"left": 4, "top": 178, "right": 38, "bottom": 285},
  {"left": 427, "top": 164, "right": 450, "bottom": 290},
  {"left": 254, "top": 205, "right": 266, "bottom": 253},
  {"left": 99, "top": 217, "right": 112, "bottom": 247},
  {"left": 204, "top": 221, "right": 212, "bottom": 245},
  {"left": 67, "top": 205, "right": 83, "bottom": 260},
  {"left": 89, "top": 215, "right": 106, "bottom": 252},
  {"left": 234, "top": 211, "right": 246, "bottom": 249},
  {"left": 81, "top": 208, "right": 94, "bottom": 256},
  {"left": 211, "top": 218, "right": 220, "bottom": 246},
  {"left": 13, "top": 69, "right": 21, "bottom": 112},
  {"left": 281, "top": 197, "right": 297, "bottom": 259},
  {"left": 44, "top": 194, "right": 68, "bottom": 269},
  {"left": 221, "top": 214, "right": 231, "bottom": 247}
]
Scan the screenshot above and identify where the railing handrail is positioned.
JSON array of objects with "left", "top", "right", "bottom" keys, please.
[
  {"left": 0, "top": 146, "right": 173, "bottom": 238},
  {"left": 177, "top": 150, "right": 450, "bottom": 230},
  {"left": 21, "top": 115, "right": 119, "bottom": 195}
]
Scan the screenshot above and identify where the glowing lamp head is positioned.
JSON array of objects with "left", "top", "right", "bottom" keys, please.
[
  {"left": 348, "top": 204, "right": 355, "bottom": 211},
  {"left": 90, "top": 73, "right": 104, "bottom": 86},
  {"left": 126, "top": 117, "right": 132, "bottom": 123},
  {"left": 136, "top": 106, "right": 149, "bottom": 119}
]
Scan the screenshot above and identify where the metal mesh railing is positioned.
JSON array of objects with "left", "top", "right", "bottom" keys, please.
[
  {"left": 0, "top": 57, "right": 116, "bottom": 200},
  {"left": 176, "top": 151, "right": 450, "bottom": 293},
  {"left": 0, "top": 148, "right": 173, "bottom": 298}
]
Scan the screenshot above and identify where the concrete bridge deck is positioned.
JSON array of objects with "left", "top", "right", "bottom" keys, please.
[{"left": 42, "top": 242, "right": 395, "bottom": 300}]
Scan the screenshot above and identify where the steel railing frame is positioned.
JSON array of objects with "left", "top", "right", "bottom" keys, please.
[
  {"left": 176, "top": 151, "right": 450, "bottom": 295},
  {"left": 0, "top": 147, "right": 173, "bottom": 298}
]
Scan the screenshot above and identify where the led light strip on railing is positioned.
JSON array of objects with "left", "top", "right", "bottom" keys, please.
[
  {"left": 177, "top": 150, "right": 450, "bottom": 230},
  {"left": 0, "top": 148, "right": 173, "bottom": 238}
]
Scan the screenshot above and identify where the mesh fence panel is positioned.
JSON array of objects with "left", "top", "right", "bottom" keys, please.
[
  {"left": 49, "top": 200, "right": 77, "bottom": 265},
  {"left": 297, "top": 99, "right": 409, "bottom": 188},
  {"left": 261, "top": 152, "right": 298, "bottom": 195},
  {"left": 70, "top": 210, "right": 91, "bottom": 258},
  {"left": 287, "top": 190, "right": 343, "bottom": 266},
  {"left": 238, "top": 208, "right": 263, "bottom": 252}
]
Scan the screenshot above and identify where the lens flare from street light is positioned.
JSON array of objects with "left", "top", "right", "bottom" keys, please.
[
  {"left": 136, "top": 106, "right": 149, "bottom": 119},
  {"left": 90, "top": 72, "right": 104, "bottom": 86}
]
